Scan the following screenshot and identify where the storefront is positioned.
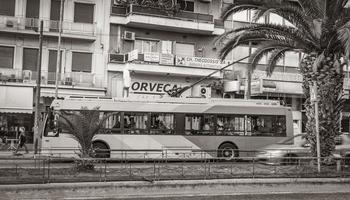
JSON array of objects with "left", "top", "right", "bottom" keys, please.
[
  {"left": 0, "top": 85, "right": 34, "bottom": 143},
  {"left": 107, "top": 72, "right": 216, "bottom": 98}
]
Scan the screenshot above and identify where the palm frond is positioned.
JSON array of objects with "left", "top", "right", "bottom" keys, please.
[
  {"left": 297, "top": 0, "right": 324, "bottom": 18},
  {"left": 221, "top": 4, "right": 259, "bottom": 21},
  {"left": 267, "top": 48, "right": 292, "bottom": 76},
  {"left": 337, "top": 23, "right": 350, "bottom": 58}
]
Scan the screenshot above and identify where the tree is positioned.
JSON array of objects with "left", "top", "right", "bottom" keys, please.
[
  {"left": 218, "top": 0, "right": 350, "bottom": 158},
  {"left": 57, "top": 107, "right": 115, "bottom": 170}
]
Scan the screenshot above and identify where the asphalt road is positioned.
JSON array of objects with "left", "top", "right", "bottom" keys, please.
[
  {"left": 64, "top": 192, "right": 350, "bottom": 200},
  {"left": 81, "top": 193, "right": 350, "bottom": 200}
]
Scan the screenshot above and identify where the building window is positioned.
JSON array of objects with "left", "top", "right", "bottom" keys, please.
[
  {"left": 232, "top": 10, "right": 249, "bottom": 22},
  {"left": 178, "top": 0, "right": 194, "bottom": 12},
  {"left": 23, "top": 48, "right": 39, "bottom": 71},
  {"left": 175, "top": 43, "right": 194, "bottom": 57},
  {"left": 74, "top": 2, "right": 94, "bottom": 24},
  {"left": 0, "top": 46, "right": 14, "bottom": 69},
  {"left": 50, "top": 0, "right": 61, "bottom": 21},
  {"left": 48, "top": 50, "right": 62, "bottom": 73},
  {"left": 72, "top": 52, "right": 92, "bottom": 73},
  {"left": 0, "top": 0, "right": 15, "bottom": 16},
  {"left": 26, "top": 0, "right": 40, "bottom": 18},
  {"left": 231, "top": 45, "right": 249, "bottom": 62},
  {"left": 134, "top": 39, "right": 159, "bottom": 53}
]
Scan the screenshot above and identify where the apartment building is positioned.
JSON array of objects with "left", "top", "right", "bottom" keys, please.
[
  {"left": 108, "top": 0, "right": 226, "bottom": 99},
  {"left": 0, "top": 0, "right": 110, "bottom": 143}
]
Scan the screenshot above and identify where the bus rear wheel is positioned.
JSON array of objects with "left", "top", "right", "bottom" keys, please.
[
  {"left": 217, "top": 143, "right": 239, "bottom": 159},
  {"left": 92, "top": 142, "right": 110, "bottom": 158}
]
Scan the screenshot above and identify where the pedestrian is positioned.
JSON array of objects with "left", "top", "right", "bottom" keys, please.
[{"left": 14, "top": 127, "right": 29, "bottom": 154}]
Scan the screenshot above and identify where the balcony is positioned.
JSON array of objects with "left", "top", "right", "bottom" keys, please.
[
  {"left": 111, "top": 5, "right": 223, "bottom": 35},
  {"left": 0, "top": 15, "right": 96, "bottom": 40},
  {"left": 0, "top": 68, "right": 104, "bottom": 89}
]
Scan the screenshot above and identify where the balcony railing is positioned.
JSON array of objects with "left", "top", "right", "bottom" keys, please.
[
  {"left": 0, "top": 68, "right": 104, "bottom": 88},
  {"left": 112, "top": 4, "right": 214, "bottom": 23},
  {"left": 0, "top": 15, "right": 96, "bottom": 37}
]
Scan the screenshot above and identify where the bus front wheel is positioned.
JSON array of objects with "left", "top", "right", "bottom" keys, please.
[
  {"left": 92, "top": 142, "right": 110, "bottom": 158},
  {"left": 217, "top": 143, "right": 239, "bottom": 159}
]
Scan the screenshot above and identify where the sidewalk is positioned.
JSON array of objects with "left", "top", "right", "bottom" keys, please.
[
  {"left": 1, "top": 178, "right": 350, "bottom": 199},
  {"left": 0, "top": 150, "right": 36, "bottom": 159}
]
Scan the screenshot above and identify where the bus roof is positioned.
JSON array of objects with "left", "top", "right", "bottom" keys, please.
[{"left": 51, "top": 96, "right": 290, "bottom": 115}]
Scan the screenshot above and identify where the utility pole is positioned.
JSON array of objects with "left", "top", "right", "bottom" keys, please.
[
  {"left": 55, "top": 0, "right": 65, "bottom": 99},
  {"left": 34, "top": 20, "right": 44, "bottom": 154}
]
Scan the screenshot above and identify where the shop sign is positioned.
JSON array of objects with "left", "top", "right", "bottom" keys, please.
[
  {"left": 128, "top": 49, "right": 138, "bottom": 61},
  {"left": 144, "top": 52, "right": 160, "bottom": 62},
  {"left": 131, "top": 81, "right": 184, "bottom": 94},
  {"left": 160, "top": 54, "right": 174, "bottom": 65},
  {"left": 175, "top": 56, "right": 232, "bottom": 69},
  {"left": 250, "top": 79, "right": 262, "bottom": 95}
]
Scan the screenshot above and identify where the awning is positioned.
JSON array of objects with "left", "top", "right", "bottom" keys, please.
[
  {"left": 0, "top": 108, "right": 33, "bottom": 114},
  {"left": 0, "top": 85, "right": 33, "bottom": 113}
]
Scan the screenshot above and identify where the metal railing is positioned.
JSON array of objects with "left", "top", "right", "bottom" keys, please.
[
  {"left": 0, "top": 15, "right": 96, "bottom": 37},
  {"left": 0, "top": 153, "right": 349, "bottom": 185},
  {"left": 111, "top": 4, "right": 214, "bottom": 24},
  {"left": 0, "top": 69, "right": 104, "bottom": 88}
]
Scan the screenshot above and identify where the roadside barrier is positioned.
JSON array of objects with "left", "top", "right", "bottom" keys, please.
[{"left": 0, "top": 150, "right": 350, "bottom": 185}]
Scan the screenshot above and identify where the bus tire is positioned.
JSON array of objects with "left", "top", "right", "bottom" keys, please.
[
  {"left": 92, "top": 141, "right": 110, "bottom": 158},
  {"left": 217, "top": 142, "right": 239, "bottom": 159}
]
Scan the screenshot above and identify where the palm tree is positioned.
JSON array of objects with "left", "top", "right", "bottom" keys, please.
[
  {"left": 57, "top": 107, "right": 114, "bottom": 158},
  {"left": 218, "top": 0, "right": 350, "bottom": 157}
]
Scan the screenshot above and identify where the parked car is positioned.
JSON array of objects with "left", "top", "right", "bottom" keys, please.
[{"left": 255, "top": 133, "right": 350, "bottom": 165}]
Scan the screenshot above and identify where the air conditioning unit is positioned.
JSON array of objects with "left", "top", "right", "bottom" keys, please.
[
  {"left": 123, "top": 31, "right": 135, "bottom": 41},
  {"left": 200, "top": 86, "right": 211, "bottom": 98},
  {"left": 6, "top": 19, "right": 16, "bottom": 28},
  {"left": 110, "top": 54, "right": 126, "bottom": 63}
]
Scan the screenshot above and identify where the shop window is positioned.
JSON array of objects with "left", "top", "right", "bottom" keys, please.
[
  {"left": 0, "top": 46, "right": 14, "bottom": 69},
  {"left": 23, "top": 48, "right": 39, "bottom": 71},
  {"left": 175, "top": 43, "right": 194, "bottom": 57},
  {"left": 134, "top": 39, "right": 159, "bottom": 53},
  {"left": 150, "top": 113, "right": 174, "bottom": 134},
  {"left": 72, "top": 52, "right": 92, "bottom": 73},
  {"left": 74, "top": 2, "right": 94, "bottom": 24},
  {"left": 0, "top": 0, "right": 15, "bottom": 16}
]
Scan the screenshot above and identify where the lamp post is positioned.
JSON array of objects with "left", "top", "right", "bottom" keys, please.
[
  {"left": 310, "top": 81, "right": 321, "bottom": 173},
  {"left": 55, "top": 0, "right": 65, "bottom": 99}
]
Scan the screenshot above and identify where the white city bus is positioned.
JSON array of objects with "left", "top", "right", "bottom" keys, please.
[{"left": 41, "top": 96, "right": 293, "bottom": 159}]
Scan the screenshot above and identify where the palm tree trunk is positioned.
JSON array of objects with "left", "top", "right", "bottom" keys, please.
[{"left": 300, "top": 54, "right": 344, "bottom": 157}]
